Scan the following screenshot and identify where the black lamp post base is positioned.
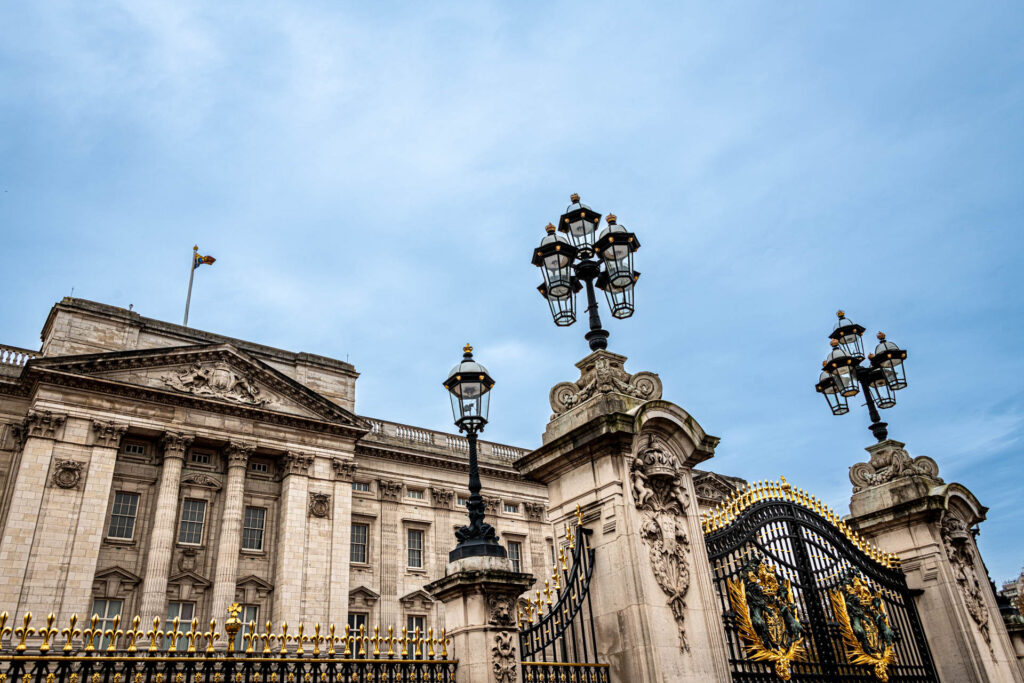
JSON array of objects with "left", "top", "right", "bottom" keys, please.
[
  {"left": 869, "top": 421, "right": 889, "bottom": 442},
  {"left": 449, "top": 538, "right": 508, "bottom": 562},
  {"left": 585, "top": 328, "right": 609, "bottom": 351}
]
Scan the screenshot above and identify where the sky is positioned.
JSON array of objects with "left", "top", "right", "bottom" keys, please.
[{"left": 1, "top": 3, "right": 1022, "bottom": 582}]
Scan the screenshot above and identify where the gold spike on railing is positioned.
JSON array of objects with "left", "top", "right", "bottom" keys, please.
[
  {"left": 38, "top": 613, "right": 58, "bottom": 653},
  {"left": 14, "top": 613, "right": 34, "bottom": 652}
]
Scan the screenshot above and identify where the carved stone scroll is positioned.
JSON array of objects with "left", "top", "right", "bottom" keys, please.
[
  {"left": 549, "top": 351, "right": 662, "bottom": 415},
  {"left": 849, "top": 440, "right": 942, "bottom": 492}
]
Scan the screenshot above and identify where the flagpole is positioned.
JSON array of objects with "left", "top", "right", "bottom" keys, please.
[{"left": 184, "top": 245, "right": 197, "bottom": 327}]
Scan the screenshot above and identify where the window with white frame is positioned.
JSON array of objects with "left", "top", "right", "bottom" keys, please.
[
  {"left": 350, "top": 523, "right": 369, "bottom": 563},
  {"left": 164, "top": 602, "right": 195, "bottom": 649},
  {"left": 348, "top": 612, "right": 368, "bottom": 631},
  {"left": 508, "top": 540, "right": 523, "bottom": 572},
  {"left": 250, "top": 461, "right": 269, "bottom": 474},
  {"left": 233, "top": 604, "right": 260, "bottom": 650},
  {"left": 123, "top": 442, "right": 146, "bottom": 457},
  {"left": 456, "top": 496, "right": 468, "bottom": 507},
  {"left": 503, "top": 502, "right": 519, "bottom": 514},
  {"left": 190, "top": 450, "right": 211, "bottom": 465},
  {"left": 91, "top": 599, "right": 123, "bottom": 649},
  {"left": 407, "top": 489, "right": 424, "bottom": 500},
  {"left": 407, "top": 528, "right": 424, "bottom": 568},
  {"left": 406, "top": 615, "right": 426, "bottom": 637},
  {"left": 352, "top": 481, "right": 371, "bottom": 492},
  {"left": 177, "top": 499, "right": 207, "bottom": 545},
  {"left": 242, "top": 507, "right": 266, "bottom": 551},
  {"left": 107, "top": 492, "right": 140, "bottom": 540}
]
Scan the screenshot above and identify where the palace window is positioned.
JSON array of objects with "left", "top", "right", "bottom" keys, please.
[
  {"left": 407, "top": 529, "right": 424, "bottom": 568},
  {"left": 107, "top": 492, "right": 140, "bottom": 540},
  {"left": 456, "top": 496, "right": 468, "bottom": 507},
  {"left": 123, "top": 442, "right": 146, "bottom": 457},
  {"left": 177, "top": 499, "right": 207, "bottom": 545},
  {"left": 407, "top": 489, "right": 424, "bottom": 500},
  {"left": 508, "top": 541, "right": 523, "bottom": 573},
  {"left": 348, "top": 612, "right": 368, "bottom": 632},
  {"left": 350, "top": 523, "right": 369, "bottom": 563},
  {"left": 250, "top": 461, "right": 269, "bottom": 474},
  {"left": 190, "top": 451, "right": 211, "bottom": 465},
  {"left": 91, "top": 599, "right": 122, "bottom": 649},
  {"left": 504, "top": 502, "right": 519, "bottom": 514},
  {"left": 352, "top": 481, "right": 371, "bottom": 492},
  {"left": 165, "top": 602, "right": 195, "bottom": 649},
  {"left": 242, "top": 507, "right": 266, "bottom": 551},
  {"left": 406, "top": 615, "right": 426, "bottom": 637},
  {"left": 233, "top": 604, "right": 260, "bottom": 650}
]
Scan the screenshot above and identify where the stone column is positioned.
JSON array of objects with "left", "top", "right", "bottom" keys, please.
[
  {"left": 377, "top": 478, "right": 403, "bottom": 627},
  {"left": 209, "top": 441, "right": 253, "bottom": 623},
  {"left": 329, "top": 459, "right": 357, "bottom": 626},
  {"left": 426, "top": 556, "right": 534, "bottom": 683},
  {"left": 57, "top": 420, "right": 128, "bottom": 620},
  {"left": 847, "top": 439, "right": 1024, "bottom": 683},
  {"left": 272, "top": 452, "right": 312, "bottom": 621},
  {"left": 515, "top": 351, "right": 732, "bottom": 682},
  {"left": 0, "top": 410, "right": 66, "bottom": 616},
  {"left": 138, "top": 432, "right": 193, "bottom": 620}
]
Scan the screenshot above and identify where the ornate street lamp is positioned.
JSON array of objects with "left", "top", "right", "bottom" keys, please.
[
  {"left": 531, "top": 195, "right": 641, "bottom": 351},
  {"left": 814, "top": 311, "right": 909, "bottom": 441},
  {"left": 442, "top": 343, "right": 506, "bottom": 561}
]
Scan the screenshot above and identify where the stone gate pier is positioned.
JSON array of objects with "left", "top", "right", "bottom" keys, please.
[{"left": 514, "top": 350, "right": 732, "bottom": 682}]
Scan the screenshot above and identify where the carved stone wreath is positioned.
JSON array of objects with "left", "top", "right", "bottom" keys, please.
[
  {"left": 51, "top": 459, "right": 84, "bottom": 489},
  {"left": 630, "top": 433, "right": 692, "bottom": 651},
  {"left": 308, "top": 493, "right": 331, "bottom": 519}
]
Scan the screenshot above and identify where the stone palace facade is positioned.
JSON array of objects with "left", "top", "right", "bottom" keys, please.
[{"left": 0, "top": 298, "right": 742, "bottom": 637}]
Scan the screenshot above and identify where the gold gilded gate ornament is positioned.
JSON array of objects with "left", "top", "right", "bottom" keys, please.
[
  {"left": 829, "top": 572, "right": 896, "bottom": 681},
  {"left": 726, "top": 555, "right": 806, "bottom": 680}
]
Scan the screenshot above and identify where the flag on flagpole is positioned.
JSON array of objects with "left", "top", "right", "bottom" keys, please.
[{"left": 193, "top": 252, "right": 216, "bottom": 269}]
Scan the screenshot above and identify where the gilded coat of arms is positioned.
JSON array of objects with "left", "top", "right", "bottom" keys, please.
[
  {"left": 829, "top": 571, "right": 896, "bottom": 681},
  {"left": 726, "top": 554, "right": 806, "bottom": 680}
]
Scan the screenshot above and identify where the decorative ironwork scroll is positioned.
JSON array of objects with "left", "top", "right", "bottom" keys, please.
[
  {"left": 726, "top": 554, "right": 806, "bottom": 680},
  {"left": 518, "top": 507, "right": 609, "bottom": 683},
  {"left": 704, "top": 477, "right": 938, "bottom": 683},
  {"left": 829, "top": 572, "right": 897, "bottom": 681}
]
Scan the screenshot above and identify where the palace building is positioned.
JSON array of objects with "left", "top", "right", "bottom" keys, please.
[{"left": 0, "top": 298, "right": 743, "bottom": 639}]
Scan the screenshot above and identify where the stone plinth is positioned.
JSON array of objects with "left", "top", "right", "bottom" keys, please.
[
  {"left": 847, "top": 440, "right": 1024, "bottom": 683},
  {"left": 518, "top": 352, "right": 731, "bottom": 682},
  {"left": 426, "top": 556, "right": 534, "bottom": 683}
]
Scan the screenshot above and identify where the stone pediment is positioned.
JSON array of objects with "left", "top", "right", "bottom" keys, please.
[
  {"left": 26, "top": 344, "right": 368, "bottom": 430},
  {"left": 693, "top": 470, "right": 741, "bottom": 506},
  {"left": 399, "top": 589, "right": 435, "bottom": 611}
]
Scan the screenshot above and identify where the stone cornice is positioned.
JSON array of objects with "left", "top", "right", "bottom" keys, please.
[
  {"left": 355, "top": 443, "right": 526, "bottom": 483},
  {"left": 92, "top": 420, "right": 129, "bottom": 449}
]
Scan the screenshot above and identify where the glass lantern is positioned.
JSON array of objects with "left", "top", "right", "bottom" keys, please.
[
  {"left": 816, "top": 369, "right": 850, "bottom": 415},
  {"left": 830, "top": 310, "right": 866, "bottom": 359},
  {"left": 825, "top": 340, "right": 860, "bottom": 397},
  {"left": 442, "top": 344, "right": 494, "bottom": 432},
  {"left": 557, "top": 193, "right": 602, "bottom": 258},
  {"left": 871, "top": 333, "right": 908, "bottom": 391},
  {"left": 594, "top": 214, "right": 640, "bottom": 288},
  {"left": 597, "top": 270, "right": 639, "bottom": 319}
]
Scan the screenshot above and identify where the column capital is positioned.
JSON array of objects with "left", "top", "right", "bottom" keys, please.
[
  {"left": 160, "top": 431, "right": 195, "bottom": 460},
  {"left": 91, "top": 420, "right": 129, "bottom": 449},
  {"left": 281, "top": 452, "right": 314, "bottom": 477},
  {"left": 225, "top": 442, "right": 256, "bottom": 468},
  {"left": 331, "top": 459, "right": 357, "bottom": 481},
  {"left": 21, "top": 410, "right": 67, "bottom": 440},
  {"left": 378, "top": 478, "right": 403, "bottom": 502}
]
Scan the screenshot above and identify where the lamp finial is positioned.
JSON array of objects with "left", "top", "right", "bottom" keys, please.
[
  {"left": 570, "top": 193, "right": 580, "bottom": 203},
  {"left": 463, "top": 343, "right": 473, "bottom": 354}
]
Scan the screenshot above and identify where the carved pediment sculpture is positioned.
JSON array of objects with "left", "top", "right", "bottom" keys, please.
[
  {"left": 849, "top": 440, "right": 942, "bottom": 492},
  {"left": 630, "top": 433, "right": 692, "bottom": 651},
  {"left": 549, "top": 350, "right": 662, "bottom": 415},
  {"left": 162, "top": 360, "right": 270, "bottom": 407},
  {"left": 181, "top": 472, "right": 223, "bottom": 491}
]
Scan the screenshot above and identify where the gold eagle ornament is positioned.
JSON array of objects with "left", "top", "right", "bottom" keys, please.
[{"left": 829, "top": 572, "right": 897, "bottom": 681}]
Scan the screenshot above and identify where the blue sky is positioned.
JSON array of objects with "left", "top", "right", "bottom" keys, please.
[{"left": 2, "top": 3, "right": 1022, "bottom": 582}]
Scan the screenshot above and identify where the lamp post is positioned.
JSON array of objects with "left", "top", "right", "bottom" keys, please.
[
  {"left": 815, "top": 311, "right": 909, "bottom": 441},
  {"left": 442, "top": 343, "right": 507, "bottom": 561},
  {"left": 531, "top": 194, "right": 641, "bottom": 351}
]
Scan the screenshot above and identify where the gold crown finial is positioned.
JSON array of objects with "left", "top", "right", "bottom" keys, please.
[
  {"left": 193, "top": 245, "right": 199, "bottom": 251},
  {"left": 606, "top": 213, "right": 617, "bottom": 224},
  {"left": 830, "top": 338, "right": 839, "bottom": 347},
  {"left": 463, "top": 343, "right": 473, "bottom": 354},
  {"left": 877, "top": 331, "right": 886, "bottom": 340},
  {"left": 779, "top": 475, "right": 791, "bottom": 491},
  {"left": 545, "top": 222, "right": 556, "bottom": 233},
  {"left": 570, "top": 193, "right": 580, "bottom": 203},
  {"left": 837, "top": 309, "right": 845, "bottom": 318}
]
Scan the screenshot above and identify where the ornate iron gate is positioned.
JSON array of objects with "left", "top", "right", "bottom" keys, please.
[
  {"left": 703, "top": 477, "right": 938, "bottom": 683},
  {"left": 517, "top": 509, "right": 609, "bottom": 683}
]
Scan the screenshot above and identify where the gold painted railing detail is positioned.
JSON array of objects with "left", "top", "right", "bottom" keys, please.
[{"left": 700, "top": 476, "right": 900, "bottom": 569}]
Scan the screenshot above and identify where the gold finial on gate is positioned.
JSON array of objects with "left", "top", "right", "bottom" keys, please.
[
  {"left": 0, "top": 611, "right": 11, "bottom": 651},
  {"left": 124, "top": 616, "right": 143, "bottom": 653},
  {"left": 105, "top": 614, "right": 124, "bottom": 652},
  {"left": 204, "top": 619, "right": 220, "bottom": 654},
  {"left": 185, "top": 617, "right": 201, "bottom": 653},
  {"left": 575, "top": 504, "right": 583, "bottom": 526},
  {"left": 14, "top": 613, "right": 34, "bottom": 652},
  {"left": 144, "top": 617, "right": 162, "bottom": 652},
  {"left": 82, "top": 615, "right": 102, "bottom": 652},
  {"left": 38, "top": 614, "right": 59, "bottom": 653}
]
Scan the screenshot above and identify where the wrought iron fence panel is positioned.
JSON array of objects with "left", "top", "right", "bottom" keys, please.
[{"left": 703, "top": 478, "right": 938, "bottom": 683}]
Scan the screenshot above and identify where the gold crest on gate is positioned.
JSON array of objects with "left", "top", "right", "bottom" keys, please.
[
  {"left": 726, "top": 554, "right": 806, "bottom": 680},
  {"left": 829, "top": 571, "right": 897, "bottom": 681}
]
